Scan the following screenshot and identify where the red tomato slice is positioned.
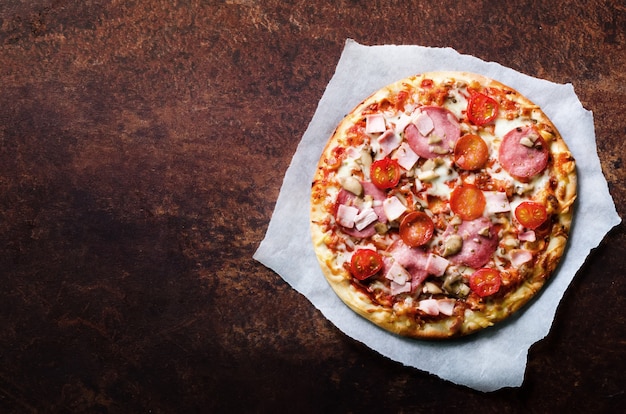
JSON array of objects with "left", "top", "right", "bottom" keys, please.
[
  {"left": 454, "top": 134, "right": 489, "bottom": 170},
  {"left": 399, "top": 211, "right": 434, "bottom": 247},
  {"left": 515, "top": 201, "right": 548, "bottom": 229},
  {"left": 469, "top": 268, "right": 501, "bottom": 297},
  {"left": 449, "top": 184, "right": 486, "bottom": 220},
  {"left": 350, "top": 249, "right": 384, "bottom": 280},
  {"left": 370, "top": 158, "right": 401, "bottom": 190},
  {"left": 467, "top": 92, "right": 499, "bottom": 126}
]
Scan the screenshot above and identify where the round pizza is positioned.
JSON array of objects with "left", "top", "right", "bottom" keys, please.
[{"left": 310, "top": 71, "right": 577, "bottom": 339}]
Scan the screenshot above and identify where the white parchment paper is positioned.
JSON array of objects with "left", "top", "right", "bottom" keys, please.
[{"left": 254, "top": 40, "right": 621, "bottom": 392}]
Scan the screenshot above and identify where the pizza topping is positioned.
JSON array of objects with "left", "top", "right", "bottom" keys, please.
[
  {"left": 361, "top": 181, "right": 388, "bottom": 222},
  {"left": 392, "top": 142, "right": 419, "bottom": 170},
  {"left": 518, "top": 229, "right": 536, "bottom": 242},
  {"left": 469, "top": 268, "right": 502, "bottom": 297},
  {"left": 336, "top": 204, "right": 359, "bottom": 228},
  {"left": 425, "top": 253, "right": 449, "bottom": 276},
  {"left": 454, "top": 134, "right": 489, "bottom": 170},
  {"left": 365, "top": 113, "right": 386, "bottom": 134},
  {"left": 377, "top": 129, "right": 402, "bottom": 157},
  {"left": 466, "top": 92, "right": 499, "bottom": 126},
  {"left": 416, "top": 299, "right": 440, "bottom": 315},
  {"left": 383, "top": 196, "right": 407, "bottom": 222},
  {"left": 354, "top": 207, "right": 378, "bottom": 231},
  {"left": 370, "top": 158, "right": 401, "bottom": 189},
  {"left": 498, "top": 126, "right": 549, "bottom": 180},
  {"left": 350, "top": 249, "right": 384, "bottom": 280},
  {"left": 484, "top": 191, "right": 511, "bottom": 214},
  {"left": 449, "top": 184, "right": 486, "bottom": 220},
  {"left": 335, "top": 188, "right": 380, "bottom": 238},
  {"left": 444, "top": 217, "right": 498, "bottom": 268},
  {"left": 441, "top": 234, "right": 463, "bottom": 257},
  {"left": 405, "top": 106, "right": 461, "bottom": 159},
  {"left": 387, "top": 241, "right": 430, "bottom": 290},
  {"left": 399, "top": 211, "right": 435, "bottom": 247},
  {"left": 417, "top": 298, "right": 457, "bottom": 316},
  {"left": 340, "top": 176, "right": 363, "bottom": 196},
  {"left": 416, "top": 168, "right": 440, "bottom": 182},
  {"left": 435, "top": 298, "right": 456, "bottom": 316},
  {"left": 510, "top": 249, "right": 533, "bottom": 267},
  {"left": 385, "top": 261, "right": 412, "bottom": 295},
  {"left": 423, "top": 281, "right": 443, "bottom": 294},
  {"left": 393, "top": 112, "right": 414, "bottom": 135},
  {"left": 514, "top": 201, "right": 548, "bottom": 229},
  {"left": 413, "top": 111, "right": 435, "bottom": 135}
]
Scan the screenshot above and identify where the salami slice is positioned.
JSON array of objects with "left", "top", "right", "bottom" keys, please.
[
  {"left": 498, "top": 126, "right": 549, "bottom": 179},
  {"left": 405, "top": 106, "right": 461, "bottom": 159},
  {"left": 443, "top": 217, "right": 498, "bottom": 269}
]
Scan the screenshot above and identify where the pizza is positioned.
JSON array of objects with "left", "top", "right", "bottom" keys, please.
[{"left": 310, "top": 71, "right": 577, "bottom": 339}]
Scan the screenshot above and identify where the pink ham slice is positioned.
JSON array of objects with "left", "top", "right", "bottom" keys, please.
[
  {"left": 334, "top": 182, "right": 388, "bottom": 238},
  {"left": 377, "top": 129, "right": 402, "bottom": 157},
  {"left": 360, "top": 181, "right": 387, "bottom": 223},
  {"left": 498, "top": 126, "right": 549, "bottom": 180},
  {"left": 510, "top": 249, "right": 533, "bottom": 267},
  {"left": 417, "top": 298, "right": 456, "bottom": 316},
  {"left": 405, "top": 106, "right": 461, "bottom": 159},
  {"left": 442, "top": 217, "right": 498, "bottom": 268},
  {"left": 385, "top": 240, "right": 430, "bottom": 291}
]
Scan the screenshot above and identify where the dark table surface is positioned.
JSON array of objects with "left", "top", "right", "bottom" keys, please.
[{"left": 1, "top": 1, "right": 624, "bottom": 412}]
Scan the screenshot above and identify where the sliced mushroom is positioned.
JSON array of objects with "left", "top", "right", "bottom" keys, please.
[
  {"left": 428, "top": 134, "right": 443, "bottom": 144},
  {"left": 374, "top": 222, "right": 389, "bottom": 235},
  {"left": 519, "top": 137, "right": 535, "bottom": 148},
  {"left": 360, "top": 150, "right": 372, "bottom": 170},
  {"left": 442, "top": 234, "right": 463, "bottom": 257},
  {"left": 477, "top": 226, "right": 491, "bottom": 237},
  {"left": 341, "top": 176, "right": 363, "bottom": 196},
  {"left": 423, "top": 281, "right": 443, "bottom": 295}
]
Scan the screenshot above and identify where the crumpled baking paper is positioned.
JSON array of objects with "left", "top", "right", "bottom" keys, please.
[{"left": 254, "top": 39, "right": 621, "bottom": 392}]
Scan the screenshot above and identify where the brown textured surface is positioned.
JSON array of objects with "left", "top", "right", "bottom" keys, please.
[{"left": 0, "top": 0, "right": 624, "bottom": 412}]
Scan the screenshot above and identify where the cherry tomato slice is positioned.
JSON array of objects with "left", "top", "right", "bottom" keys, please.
[
  {"left": 449, "top": 184, "right": 486, "bottom": 220},
  {"left": 399, "top": 211, "right": 435, "bottom": 247},
  {"left": 454, "top": 134, "right": 489, "bottom": 170},
  {"left": 469, "top": 268, "right": 502, "bottom": 297},
  {"left": 467, "top": 92, "right": 499, "bottom": 126},
  {"left": 370, "top": 158, "right": 401, "bottom": 190},
  {"left": 350, "top": 249, "right": 384, "bottom": 280},
  {"left": 514, "top": 201, "right": 548, "bottom": 230}
]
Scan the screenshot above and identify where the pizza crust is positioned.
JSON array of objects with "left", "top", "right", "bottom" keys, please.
[{"left": 310, "top": 71, "right": 577, "bottom": 339}]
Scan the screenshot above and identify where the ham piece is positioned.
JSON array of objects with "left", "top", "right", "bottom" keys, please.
[
  {"left": 382, "top": 196, "right": 407, "bottom": 222},
  {"left": 377, "top": 129, "right": 402, "bottom": 157},
  {"left": 335, "top": 182, "right": 388, "bottom": 238},
  {"left": 385, "top": 260, "right": 413, "bottom": 295},
  {"left": 484, "top": 191, "right": 511, "bottom": 214},
  {"left": 518, "top": 230, "right": 536, "bottom": 242},
  {"left": 405, "top": 106, "right": 461, "bottom": 159},
  {"left": 365, "top": 113, "right": 386, "bottom": 134},
  {"left": 335, "top": 189, "right": 376, "bottom": 238},
  {"left": 392, "top": 141, "right": 419, "bottom": 170},
  {"left": 442, "top": 217, "right": 498, "bottom": 268},
  {"left": 510, "top": 249, "right": 533, "bottom": 267},
  {"left": 416, "top": 298, "right": 456, "bottom": 316},
  {"left": 385, "top": 240, "right": 431, "bottom": 292}
]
